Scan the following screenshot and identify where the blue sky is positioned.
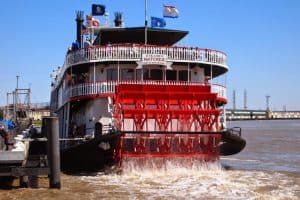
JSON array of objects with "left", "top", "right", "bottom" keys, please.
[{"left": 0, "top": 0, "right": 299, "bottom": 110}]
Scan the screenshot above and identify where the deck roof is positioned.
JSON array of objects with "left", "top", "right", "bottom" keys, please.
[{"left": 93, "top": 27, "right": 188, "bottom": 46}]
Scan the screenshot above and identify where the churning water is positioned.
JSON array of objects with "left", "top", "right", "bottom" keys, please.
[{"left": 1, "top": 120, "right": 299, "bottom": 199}]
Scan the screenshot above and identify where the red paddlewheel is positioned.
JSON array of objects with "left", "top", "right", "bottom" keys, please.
[
  {"left": 113, "top": 83, "right": 222, "bottom": 166},
  {"left": 119, "top": 134, "right": 221, "bottom": 157}
]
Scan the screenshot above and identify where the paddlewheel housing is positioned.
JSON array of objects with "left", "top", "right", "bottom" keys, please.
[{"left": 113, "top": 83, "right": 224, "bottom": 165}]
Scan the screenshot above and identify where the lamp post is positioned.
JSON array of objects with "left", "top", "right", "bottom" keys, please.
[
  {"left": 266, "top": 95, "right": 270, "bottom": 111},
  {"left": 265, "top": 95, "right": 271, "bottom": 119}
]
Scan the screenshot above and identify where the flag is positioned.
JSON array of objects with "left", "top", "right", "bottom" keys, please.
[
  {"left": 86, "top": 15, "right": 100, "bottom": 27},
  {"left": 86, "top": 15, "right": 93, "bottom": 27},
  {"left": 163, "top": 5, "right": 179, "bottom": 18},
  {"left": 81, "top": 24, "right": 89, "bottom": 35},
  {"left": 151, "top": 17, "right": 166, "bottom": 28},
  {"left": 92, "top": 4, "right": 105, "bottom": 16}
]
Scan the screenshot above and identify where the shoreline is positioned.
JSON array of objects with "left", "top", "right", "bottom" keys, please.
[{"left": 227, "top": 118, "right": 300, "bottom": 121}]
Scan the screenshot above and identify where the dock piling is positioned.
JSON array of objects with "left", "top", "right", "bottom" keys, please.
[
  {"left": 44, "top": 116, "right": 61, "bottom": 189},
  {"left": 19, "top": 176, "right": 29, "bottom": 188}
]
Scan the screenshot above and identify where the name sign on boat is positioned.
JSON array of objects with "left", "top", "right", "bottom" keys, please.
[{"left": 142, "top": 54, "right": 168, "bottom": 65}]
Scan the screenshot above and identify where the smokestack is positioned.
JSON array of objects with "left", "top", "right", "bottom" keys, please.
[
  {"left": 114, "top": 12, "right": 123, "bottom": 27},
  {"left": 76, "top": 11, "right": 84, "bottom": 48}
]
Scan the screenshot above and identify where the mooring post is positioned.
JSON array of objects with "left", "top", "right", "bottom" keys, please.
[
  {"left": 44, "top": 116, "right": 61, "bottom": 189},
  {"left": 19, "top": 176, "right": 29, "bottom": 188}
]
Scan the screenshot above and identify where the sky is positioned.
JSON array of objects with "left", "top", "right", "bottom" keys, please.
[{"left": 0, "top": 0, "right": 299, "bottom": 110}]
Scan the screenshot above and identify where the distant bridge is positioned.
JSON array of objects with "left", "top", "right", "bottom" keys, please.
[{"left": 226, "top": 109, "right": 300, "bottom": 120}]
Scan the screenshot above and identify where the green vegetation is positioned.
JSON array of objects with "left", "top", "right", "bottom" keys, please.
[
  {"left": 0, "top": 109, "right": 3, "bottom": 120},
  {"left": 33, "top": 119, "right": 42, "bottom": 126}
]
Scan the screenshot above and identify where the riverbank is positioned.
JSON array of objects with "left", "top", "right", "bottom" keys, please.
[{"left": 227, "top": 117, "right": 300, "bottom": 121}]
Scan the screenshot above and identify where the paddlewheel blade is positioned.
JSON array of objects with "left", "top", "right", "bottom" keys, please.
[{"left": 113, "top": 83, "right": 222, "bottom": 166}]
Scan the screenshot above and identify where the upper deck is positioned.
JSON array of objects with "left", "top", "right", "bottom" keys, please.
[{"left": 52, "top": 44, "right": 228, "bottom": 89}]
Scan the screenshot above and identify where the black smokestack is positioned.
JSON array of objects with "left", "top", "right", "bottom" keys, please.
[
  {"left": 114, "top": 12, "right": 123, "bottom": 27},
  {"left": 76, "top": 11, "right": 84, "bottom": 48}
]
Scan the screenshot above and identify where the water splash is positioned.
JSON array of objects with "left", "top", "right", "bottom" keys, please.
[
  {"left": 122, "top": 157, "right": 223, "bottom": 175},
  {"left": 80, "top": 160, "right": 300, "bottom": 200}
]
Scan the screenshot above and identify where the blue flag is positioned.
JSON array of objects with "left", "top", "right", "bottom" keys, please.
[
  {"left": 92, "top": 4, "right": 105, "bottom": 16},
  {"left": 151, "top": 17, "right": 166, "bottom": 28}
]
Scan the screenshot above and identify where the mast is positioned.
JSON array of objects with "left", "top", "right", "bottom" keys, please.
[
  {"left": 15, "top": 75, "right": 19, "bottom": 122},
  {"left": 144, "top": 0, "right": 148, "bottom": 44}
]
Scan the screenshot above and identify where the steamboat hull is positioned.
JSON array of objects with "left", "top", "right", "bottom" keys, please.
[
  {"left": 60, "top": 132, "right": 121, "bottom": 173},
  {"left": 59, "top": 129, "right": 245, "bottom": 172}
]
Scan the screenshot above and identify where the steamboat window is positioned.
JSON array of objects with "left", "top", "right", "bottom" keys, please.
[
  {"left": 178, "top": 70, "right": 189, "bottom": 81},
  {"left": 121, "top": 69, "right": 134, "bottom": 80},
  {"left": 136, "top": 69, "right": 142, "bottom": 80},
  {"left": 143, "top": 68, "right": 150, "bottom": 80},
  {"left": 136, "top": 68, "right": 163, "bottom": 80},
  {"left": 107, "top": 68, "right": 118, "bottom": 80},
  {"left": 137, "top": 68, "right": 150, "bottom": 80},
  {"left": 142, "top": 68, "right": 150, "bottom": 80},
  {"left": 77, "top": 73, "right": 88, "bottom": 83},
  {"left": 149, "top": 69, "right": 163, "bottom": 80},
  {"left": 166, "top": 70, "right": 177, "bottom": 80}
]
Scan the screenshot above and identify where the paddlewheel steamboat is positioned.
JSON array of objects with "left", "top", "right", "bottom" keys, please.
[{"left": 50, "top": 6, "right": 245, "bottom": 172}]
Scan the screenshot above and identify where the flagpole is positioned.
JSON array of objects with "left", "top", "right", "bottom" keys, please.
[{"left": 144, "top": 0, "right": 148, "bottom": 45}]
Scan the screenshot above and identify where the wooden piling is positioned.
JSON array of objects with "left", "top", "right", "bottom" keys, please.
[
  {"left": 19, "top": 176, "right": 29, "bottom": 188},
  {"left": 43, "top": 116, "right": 61, "bottom": 189}
]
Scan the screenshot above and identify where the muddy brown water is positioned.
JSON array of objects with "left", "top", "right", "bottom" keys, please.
[{"left": 0, "top": 120, "right": 299, "bottom": 200}]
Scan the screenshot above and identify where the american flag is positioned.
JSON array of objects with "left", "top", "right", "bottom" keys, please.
[{"left": 81, "top": 24, "right": 89, "bottom": 35}]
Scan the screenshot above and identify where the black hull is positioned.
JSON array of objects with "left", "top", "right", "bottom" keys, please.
[
  {"left": 61, "top": 132, "right": 121, "bottom": 173},
  {"left": 59, "top": 128, "right": 246, "bottom": 172},
  {"left": 220, "top": 128, "right": 246, "bottom": 156}
]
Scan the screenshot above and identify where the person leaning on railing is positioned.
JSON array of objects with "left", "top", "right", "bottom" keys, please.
[
  {"left": 0, "top": 123, "right": 5, "bottom": 150},
  {"left": 0, "top": 124, "right": 10, "bottom": 150}
]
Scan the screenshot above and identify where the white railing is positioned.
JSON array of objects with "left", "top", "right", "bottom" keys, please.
[
  {"left": 66, "top": 45, "right": 227, "bottom": 67},
  {"left": 60, "top": 81, "right": 226, "bottom": 107},
  {"left": 70, "top": 81, "right": 116, "bottom": 97},
  {"left": 211, "top": 84, "right": 227, "bottom": 100},
  {"left": 53, "top": 45, "right": 228, "bottom": 89}
]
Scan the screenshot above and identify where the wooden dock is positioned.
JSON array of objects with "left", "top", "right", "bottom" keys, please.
[
  {"left": 0, "top": 151, "right": 26, "bottom": 165},
  {"left": 0, "top": 117, "right": 61, "bottom": 189}
]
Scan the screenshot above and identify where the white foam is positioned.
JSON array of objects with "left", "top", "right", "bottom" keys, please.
[{"left": 80, "top": 161, "right": 300, "bottom": 200}]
